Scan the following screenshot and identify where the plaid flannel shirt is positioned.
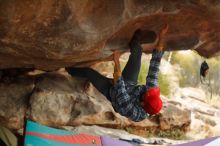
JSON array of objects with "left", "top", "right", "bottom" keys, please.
[
  {"left": 109, "top": 49, "right": 164, "bottom": 122},
  {"left": 110, "top": 78, "right": 148, "bottom": 121}
]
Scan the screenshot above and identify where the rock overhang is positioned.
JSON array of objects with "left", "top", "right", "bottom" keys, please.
[{"left": 0, "top": 0, "right": 220, "bottom": 70}]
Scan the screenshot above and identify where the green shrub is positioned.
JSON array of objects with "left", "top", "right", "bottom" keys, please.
[
  {"left": 157, "top": 129, "right": 186, "bottom": 140},
  {"left": 125, "top": 127, "right": 133, "bottom": 133},
  {"left": 171, "top": 51, "right": 220, "bottom": 95},
  {"left": 120, "top": 56, "right": 171, "bottom": 96},
  {"left": 171, "top": 51, "right": 200, "bottom": 87},
  {"left": 158, "top": 73, "right": 170, "bottom": 96}
]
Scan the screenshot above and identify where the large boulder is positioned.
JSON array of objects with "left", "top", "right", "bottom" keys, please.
[
  {"left": 174, "top": 87, "right": 220, "bottom": 139},
  {"left": 159, "top": 101, "right": 191, "bottom": 130},
  {"left": 1, "top": 0, "right": 220, "bottom": 70},
  {"left": 29, "top": 72, "right": 130, "bottom": 127},
  {"left": 0, "top": 71, "right": 190, "bottom": 132},
  {"left": 0, "top": 76, "right": 35, "bottom": 129}
]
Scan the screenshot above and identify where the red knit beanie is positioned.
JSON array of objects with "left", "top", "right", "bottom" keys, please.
[{"left": 143, "top": 87, "right": 162, "bottom": 115}]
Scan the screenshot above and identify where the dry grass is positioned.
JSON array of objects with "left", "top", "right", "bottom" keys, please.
[{"left": 206, "top": 94, "right": 220, "bottom": 108}]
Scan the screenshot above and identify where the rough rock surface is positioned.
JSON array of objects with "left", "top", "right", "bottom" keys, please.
[
  {"left": 0, "top": 71, "right": 189, "bottom": 132},
  {"left": 1, "top": 0, "right": 220, "bottom": 70},
  {"left": 29, "top": 72, "right": 131, "bottom": 127},
  {"left": 0, "top": 76, "right": 35, "bottom": 129},
  {"left": 159, "top": 101, "right": 191, "bottom": 130},
  {"left": 173, "top": 87, "right": 220, "bottom": 139}
]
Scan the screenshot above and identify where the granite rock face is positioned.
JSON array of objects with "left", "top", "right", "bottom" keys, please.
[{"left": 0, "top": 0, "right": 220, "bottom": 70}]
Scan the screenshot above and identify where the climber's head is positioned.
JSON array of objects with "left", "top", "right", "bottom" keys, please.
[{"left": 141, "top": 87, "right": 163, "bottom": 115}]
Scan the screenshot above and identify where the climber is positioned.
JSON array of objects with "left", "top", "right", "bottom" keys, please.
[{"left": 66, "top": 25, "right": 168, "bottom": 122}]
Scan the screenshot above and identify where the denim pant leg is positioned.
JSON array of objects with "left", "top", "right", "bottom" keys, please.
[{"left": 122, "top": 41, "right": 143, "bottom": 84}]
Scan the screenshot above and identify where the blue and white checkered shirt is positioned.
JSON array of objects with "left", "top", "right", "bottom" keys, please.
[
  {"left": 109, "top": 49, "right": 164, "bottom": 122},
  {"left": 110, "top": 78, "right": 148, "bottom": 121}
]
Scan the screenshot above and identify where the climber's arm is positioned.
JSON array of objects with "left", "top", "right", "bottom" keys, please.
[
  {"left": 146, "top": 24, "right": 168, "bottom": 89},
  {"left": 113, "top": 50, "right": 122, "bottom": 85},
  {"left": 156, "top": 24, "right": 169, "bottom": 51}
]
